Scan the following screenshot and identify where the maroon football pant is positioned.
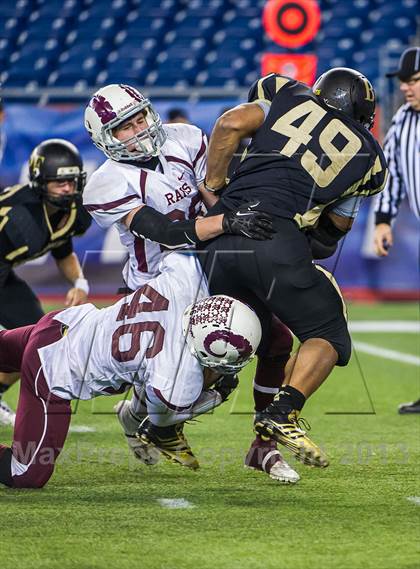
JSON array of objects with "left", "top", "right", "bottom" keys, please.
[{"left": 0, "top": 312, "right": 71, "bottom": 488}]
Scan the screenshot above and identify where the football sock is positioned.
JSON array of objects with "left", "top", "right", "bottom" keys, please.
[
  {"left": 273, "top": 385, "right": 306, "bottom": 413},
  {"left": 0, "top": 446, "right": 13, "bottom": 487},
  {"left": 253, "top": 316, "right": 293, "bottom": 412},
  {"left": 253, "top": 354, "right": 289, "bottom": 412}
]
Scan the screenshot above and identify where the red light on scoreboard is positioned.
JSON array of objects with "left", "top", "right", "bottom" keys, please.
[
  {"left": 263, "top": 0, "right": 321, "bottom": 48},
  {"left": 261, "top": 53, "right": 318, "bottom": 85}
]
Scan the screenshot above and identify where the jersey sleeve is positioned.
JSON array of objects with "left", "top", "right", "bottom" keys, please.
[
  {"left": 51, "top": 239, "right": 73, "bottom": 260},
  {"left": 192, "top": 129, "right": 207, "bottom": 184},
  {"left": 247, "top": 73, "right": 293, "bottom": 105},
  {"left": 83, "top": 167, "right": 144, "bottom": 229},
  {"left": 331, "top": 196, "right": 363, "bottom": 218},
  {"left": 374, "top": 117, "right": 405, "bottom": 225}
]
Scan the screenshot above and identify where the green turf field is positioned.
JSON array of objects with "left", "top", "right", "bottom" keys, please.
[{"left": 2, "top": 302, "right": 419, "bottom": 569}]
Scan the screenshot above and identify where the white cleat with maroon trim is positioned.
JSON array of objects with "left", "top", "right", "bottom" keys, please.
[
  {"left": 114, "top": 400, "right": 160, "bottom": 466},
  {"left": 245, "top": 436, "right": 300, "bottom": 484},
  {"left": 0, "top": 400, "right": 15, "bottom": 427}
]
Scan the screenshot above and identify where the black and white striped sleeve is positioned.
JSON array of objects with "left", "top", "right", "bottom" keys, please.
[{"left": 374, "top": 111, "right": 406, "bottom": 225}]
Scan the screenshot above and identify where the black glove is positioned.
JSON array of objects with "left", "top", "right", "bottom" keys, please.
[
  {"left": 213, "top": 374, "right": 239, "bottom": 402},
  {"left": 222, "top": 202, "right": 276, "bottom": 240}
]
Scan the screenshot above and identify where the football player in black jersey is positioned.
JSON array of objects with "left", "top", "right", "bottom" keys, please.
[
  {"left": 0, "top": 139, "right": 91, "bottom": 426},
  {"left": 200, "top": 68, "right": 388, "bottom": 469}
]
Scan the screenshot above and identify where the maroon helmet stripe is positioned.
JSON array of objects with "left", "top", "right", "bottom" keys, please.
[
  {"left": 192, "top": 133, "right": 206, "bottom": 168},
  {"left": 165, "top": 155, "right": 194, "bottom": 173},
  {"left": 84, "top": 194, "right": 139, "bottom": 212}
]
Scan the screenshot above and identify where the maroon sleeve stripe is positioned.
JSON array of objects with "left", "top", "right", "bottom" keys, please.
[
  {"left": 192, "top": 133, "right": 206, "bottom": 168},
  {"left": 165, "top": 155, "right": 194, "bottom": 173},
  {"left": 84, "top": 193, "right": 140, "bottom": 212},
  {"left": 152, "top": 387, "right": 193, "bottom": 412},
  {"left": 140, "top": 169, "right": 147, "bottom": 202}
]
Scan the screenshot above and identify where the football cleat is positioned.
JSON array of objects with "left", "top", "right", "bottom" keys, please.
[
  {"left": 254, "top": 405, "right": 329, "bottom": 468},
  {"left": 245, "top": 436, "right": 300, "bottom": 484},
  {"left": 136, "top": 418, "right": 199, "bottom": 470},
  {"left": 398, "top": 398, "right": 420, "bottom": 414},
  {"left": 0, "top": 400, "right": 16, "bottom": 427},
  {"left": 114, "top": 401, "right": 160, "bottom": 466}
]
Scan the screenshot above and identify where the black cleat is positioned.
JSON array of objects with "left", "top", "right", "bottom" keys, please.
[{"left": 398, "top": 398, "right": 420, "bottom": 414}]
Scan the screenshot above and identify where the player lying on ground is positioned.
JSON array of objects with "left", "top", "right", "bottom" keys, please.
[
  {"left": 0, "top": 139, "right": 91, "bottom": 427},
  {"left": 83, "top": 84, "right": 298, "bottom": 483},
  {"left": 0, "top": 252, "right": 264, "bottom": 489}
]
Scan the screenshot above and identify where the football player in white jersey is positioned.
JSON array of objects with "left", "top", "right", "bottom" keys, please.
[
  {"left": 83, "top": 84, "right": 272, "bottom": 290},
  {"left": 83, "top": 85, "right": 298, "bottom": 484},
  {"left": 0, "top": 252, "right": 264, "bottom": 489}
]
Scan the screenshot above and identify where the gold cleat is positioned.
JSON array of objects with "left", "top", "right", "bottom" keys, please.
[
  {"left": 136, "top": 419, "right": 199, "bottom": 470},
  {"left": 255, "top": 409, "right": 329, "bottom": 468}
]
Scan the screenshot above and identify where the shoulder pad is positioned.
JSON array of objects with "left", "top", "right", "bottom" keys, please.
[
  {"left": 0, "top": 184, "right": 34, "bottom": 207},
  {"left": 2, "top": 204, "right": 46, "bottom": 254},
  {"left": 248, "top": 74, "right": 292, "bottom": 104}
]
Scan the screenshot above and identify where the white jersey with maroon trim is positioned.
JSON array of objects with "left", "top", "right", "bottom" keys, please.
[
  {"left": 38, "top": 252, "right": 208, "bottom": 409},
  {"left": 84, "top": 123, "right": 207, "bottom": 290}
]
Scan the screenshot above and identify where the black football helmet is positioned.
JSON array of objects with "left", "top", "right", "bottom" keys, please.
[
  {"left": 312, "top": 67, "right": 376, "bottom": 130},
  {"left": 29, "top": 138, "right": 87, "bottom": 210}
]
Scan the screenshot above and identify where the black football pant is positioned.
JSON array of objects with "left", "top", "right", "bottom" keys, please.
[
  {"left": 198, "top": 217, "right": 351, "bottom": 366},
  {"left": 0, "top": 270, "right": 44, "bottom": 330}
]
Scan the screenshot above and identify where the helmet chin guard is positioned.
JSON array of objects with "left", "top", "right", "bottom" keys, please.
[
  {"left": 182, "top": 295, "right": 262, "bottom": 374},
  {"left": 84, "top": 84, "right": 167, "bottom": 162}
]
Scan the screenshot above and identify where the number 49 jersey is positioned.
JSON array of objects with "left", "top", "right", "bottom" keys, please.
[
  {"left": 84, "top": 123, "right": 207, "bottom": 290},
  {"left": 221, "top": 74, "right": 388, "bottom": 226},
  {"left": 38, "top": 252, "right": 208, "bottom": 409}
]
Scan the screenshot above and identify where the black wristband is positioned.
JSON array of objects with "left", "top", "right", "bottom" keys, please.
[{"left": 375, "top": 213, "right": 392, "bottom": 226}]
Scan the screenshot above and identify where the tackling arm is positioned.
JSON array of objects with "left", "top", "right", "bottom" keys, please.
[{"left": 124, "top": 202, "right": 275, "bottom": 247}]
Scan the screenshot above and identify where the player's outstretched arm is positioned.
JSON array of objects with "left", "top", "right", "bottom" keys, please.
[
  {"left": 124, "top": 202, "right": 275, "bottom": 248},
  {"left": 205, "top": 103, "right": 265, "bottom": 192}
]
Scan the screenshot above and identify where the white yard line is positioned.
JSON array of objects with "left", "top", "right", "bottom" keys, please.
[
  {"left": 69, "top": 425, "right": 97, "bottom": 433},
  {"left": 157, "top": 498, "right": 196, "bottom": 509},
  {"left": 406, "top": 496, "right": 420, "bottom": 506},
  {"left": 353, "top": 341, "right": 420, "bottom": 366},
  {"left": 349, "top": 321, "right": 419, "bottom": 333}
]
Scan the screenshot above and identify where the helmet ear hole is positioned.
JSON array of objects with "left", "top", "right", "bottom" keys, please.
[{"left": 183, "top": 295, "right": 262, "bottom": 374}]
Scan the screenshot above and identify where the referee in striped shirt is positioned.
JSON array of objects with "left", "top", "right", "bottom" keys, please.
[{"left": 374, "top": 46, "right": 420, "bottom": 414}]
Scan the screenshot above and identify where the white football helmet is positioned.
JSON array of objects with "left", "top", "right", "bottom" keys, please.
[
  {"left": 182, "top": 295, "right": 262, "bottom": 373},
  {"left": 84, "top": 84, "right": 167, "bottom": 162}
]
